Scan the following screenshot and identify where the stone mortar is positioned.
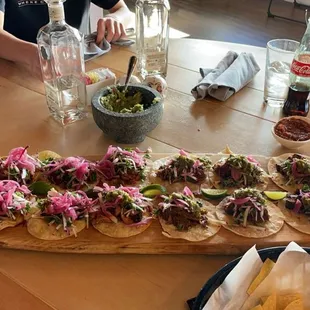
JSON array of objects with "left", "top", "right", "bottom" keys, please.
[{"left": 92, "top": 84, "right": 164, "bottom": 144}]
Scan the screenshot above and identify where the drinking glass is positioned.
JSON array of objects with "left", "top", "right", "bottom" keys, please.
[{"left": 264, "top": 39, "right": 299, "bottom": 107}]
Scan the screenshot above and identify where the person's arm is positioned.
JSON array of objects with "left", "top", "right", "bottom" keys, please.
[
  {"left": 0, "top": 11, "right": 42, "bottom": 79},
  {"left": 95, "top": 0, "right": 133, "bottom": 43}
]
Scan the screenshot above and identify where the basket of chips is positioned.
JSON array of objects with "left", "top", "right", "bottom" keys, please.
[{"left": 190, "top": 242, "right": 310, "bottom": 310}]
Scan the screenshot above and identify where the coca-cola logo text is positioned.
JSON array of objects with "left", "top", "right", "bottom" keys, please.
[{"left": 291, "top": 59, "right": 310, "bottom": 77}]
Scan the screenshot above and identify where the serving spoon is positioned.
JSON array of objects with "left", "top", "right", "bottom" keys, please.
[{"left": 124, "top": 55, "right": 138, "bottom": 92}]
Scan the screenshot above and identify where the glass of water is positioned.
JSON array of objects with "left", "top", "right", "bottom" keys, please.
[{"left": 264, "top": 39, "right": 299, "bottom": 107}]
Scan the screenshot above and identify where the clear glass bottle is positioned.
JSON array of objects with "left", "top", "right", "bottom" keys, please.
[
  {"left": 135, "top": 0, "right": 170, "bottom": 79},
  {"left": 37, "top": 0, "right": 87, "bottom": 125},
  {"left": 283, "top": 20, "right": 310, "bottom": 116}
]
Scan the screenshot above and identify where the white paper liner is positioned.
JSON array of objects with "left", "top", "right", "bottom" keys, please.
[
  {"left": 203, "top": 242, "right": 310, "bottom": 310},
  {"left": 203, "top": 245, "right": 263, "bottom": 310}
]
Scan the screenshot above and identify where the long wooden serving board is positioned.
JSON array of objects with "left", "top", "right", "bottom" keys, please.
[{"left": 0, "top": 153, "right": 309, "bottom": 255}]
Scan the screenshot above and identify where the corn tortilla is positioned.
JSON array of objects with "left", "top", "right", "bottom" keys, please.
[
  {"left": 27, "top": 217, "right": 86, "bottom": 240},
  {"left": 216, "top": 198, "right": 284, "bottom": 238},
  {"left": 210, "top": 155, "right": 269, "bottom": 194},
  {"left": 149, "top": 154, "right": 212, "bottom": 193},
  {"left": 92, "top": 216, "right": 152, "bottom": 238},
  {"left": 278, "top": 200, "right": 310, "bottom": 235},
  {"left": 102, "top": 159, "right": 153, "bottom": 187},
  {"left": 158, "top": 202, "right": 221, "bottom": 242},
  {"left": 0, "top": 213, "right": 24, "bottom": 231},
  {"left": 268, "top": 153, "right": 310, "bottom": 192}
]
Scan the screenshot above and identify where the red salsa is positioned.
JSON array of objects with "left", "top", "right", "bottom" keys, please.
[{"left": 275, "top": 118, "right": 310, "bottom": 141}]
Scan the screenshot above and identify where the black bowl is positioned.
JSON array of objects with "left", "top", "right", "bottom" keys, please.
[
  {"left": 188, "top": 246, "right": 310, "bottom": 310},
  {"left": 91, "top": 84, "right": 164, "bottom": 144}
]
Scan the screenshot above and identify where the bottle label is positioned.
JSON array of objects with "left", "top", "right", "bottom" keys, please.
[
  {"left": 49, "top": 5, "right": 65, "bottom": 22},
  {"left": 145, "top": 51, "right": 166, "bottom": 71},
  {"left": 291, "top": 58, "right": 310, "bottom": 77}
]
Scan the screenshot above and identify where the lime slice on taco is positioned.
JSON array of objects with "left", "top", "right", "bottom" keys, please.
[
  {"left": 140, "top": 184, "right": 166, "bottom": 198},
  {"left": 29, "top": 181, "right": 53, "bottom": 196},
  {"left": 37, "top": 150, "right": 61, "bottom": 161},
  {"left": 264, "top": 191, "right": 287, "bottom": 201},
  {"left": 201, "top": 188, "right": 227, "bottom": 200}
]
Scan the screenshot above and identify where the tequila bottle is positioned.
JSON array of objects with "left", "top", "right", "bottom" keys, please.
[
  {"left": 37, "top": 0, "right": 87, "bottom": 125},
  {"left": 135, "top": 0, "right": 170, "bottom": 79}
]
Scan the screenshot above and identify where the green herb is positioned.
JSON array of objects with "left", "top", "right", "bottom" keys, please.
[
  {"left": 234, "top": 188, "right": 266, "bottom": 205},
  {"left": 303, "top": 184, "right": 310, "bottom": 192}
]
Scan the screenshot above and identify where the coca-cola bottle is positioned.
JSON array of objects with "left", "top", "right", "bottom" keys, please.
[{"left": 283, "top": 29, "right": 310, "bottom": 116}]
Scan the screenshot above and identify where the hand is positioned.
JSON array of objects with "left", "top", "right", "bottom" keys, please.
[
  {"left": 96, "top": 17, "right": 126, "bottom": 43},
  {"left": 29, "top": 54, "right": 43, "bottom": 82},
  {"left": 24, "top": 44, "right": 43, "bottom": 81}
]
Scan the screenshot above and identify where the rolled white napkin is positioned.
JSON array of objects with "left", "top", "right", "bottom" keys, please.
[{"left": 191, "top": 51, "right": 260, "bottom": 101}]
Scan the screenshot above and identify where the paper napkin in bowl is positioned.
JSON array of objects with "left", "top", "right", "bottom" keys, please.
[
  {"left": 203, "top": 242, "right": 310, "bottom": 310},
  {"left": 203, "top": 245, "right": 263, "bottom": 310},
  {"left": 192, "top": 51, "right": 260, "bottom": 102}
]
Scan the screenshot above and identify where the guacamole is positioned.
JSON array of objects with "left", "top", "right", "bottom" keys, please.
[{"left": 100, "top": 87, "right": 144, "bottom": 113}]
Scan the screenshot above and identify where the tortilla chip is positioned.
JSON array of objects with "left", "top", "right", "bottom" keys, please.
[
  {"left": 268, "top": 153, "right": 310, "bottom": 192},
  {"left": 247, "top": 258, "right": 275, "bottom": 295},
  {"left": 279, "top": 294, "right": 303, "bottom": 310},
  {"left": 250, "top": 306, "right": 263, "bottom": 310},
  {"left": 278, "top": 200, "right": 310, "bottom": 235},
  {"left": 27, "top": 217, "right": 86, "bottom": 240},
  {"left": 262, "top": 292, "right": 277, "bottom": 310},
  {"left": 0, "top": 213, "right": 24, "bottom": 231},
  {"left": 92, "top": 216, "right": 152, "bottom": 238},
  {"left": 220, "top": 145, "right": 234, "bottom": 155},
  {"left": 284, "top": 299, "right": 303, "bottom": 310},
  {"left": 216, "top": 198, "right": 284, "bottom": 238},
  {"left": 159, "top": 203, "right": 221, "bottom": 242},
  {"left": 210, "top": 155, "right": 269, "bottom": 194},
  {"left": 149, "top": 154, "right": 212, "bottom": 193}
]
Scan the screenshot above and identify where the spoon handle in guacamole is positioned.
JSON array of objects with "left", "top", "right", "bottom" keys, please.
[{"left": 124, "top": 55, "right": 137, "bottom": 91}]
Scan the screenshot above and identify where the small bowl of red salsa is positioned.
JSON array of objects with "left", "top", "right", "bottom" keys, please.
[{"left": 272, "top": 116, "right": 310, "bottom": 149}]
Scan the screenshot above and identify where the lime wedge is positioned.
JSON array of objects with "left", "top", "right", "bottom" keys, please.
[
  {"left": 140, "top": 184, "right": 166, "bottom": 198},
  {"left": 29, "top": 181, "right": 53, "bottom": 196},
  {"left": 37, "top": 150, "right": 61, "bottom": 162},
  {"left": 264, "top": 191, "right": 287, "bottom": 201},
  {"left": 201, "top": 188, "right": 228, "bottom": 199}
]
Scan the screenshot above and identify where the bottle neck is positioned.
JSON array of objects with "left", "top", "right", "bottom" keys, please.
[{"left": 48, "top": 2, "right": 65, "bottom": 24}]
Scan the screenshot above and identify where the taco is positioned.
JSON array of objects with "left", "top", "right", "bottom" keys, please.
[
  {"left": 39, "top": 156, "right": 100, "bottom": 191},
  {"left": 211, "top": 154, "right": 269, "bottom": 194},
  {"left": 0, "top": 180, "right": 35, "bottom": 230},
  {"left": 268, "top": 153, "right": 310, "bottom": 192},
  {"left": 216, "top": 188, "right": 284, "bottom": 238},
  {"left": 27, "top": 189, "right": 96, "bottom": 240},
  {"left": 0, "top": 146, "right": 40, "bottom": 185},
  {"left": 157, "top": 186, "right": 221, "bottom": 241},
  {"left": 96, "top": 145, "right": 152, "bottom": 186},
  {"left": 91, "top": 184, "right": 153, "bottom": 238},
  {"left": 278, "top": 189, "right": 310, "bottom": 234},
  {"left": 149, "top": 150, "right": 212, "bottom": 193}
]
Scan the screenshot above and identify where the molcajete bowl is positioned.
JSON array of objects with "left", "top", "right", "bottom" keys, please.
[{"left": 91, "top": 84, "right": 164, "bottom": 144}]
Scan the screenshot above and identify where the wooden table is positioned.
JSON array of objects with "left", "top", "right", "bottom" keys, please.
[{"left": 0, "top": 39, "right": 306, "bottom": 310}]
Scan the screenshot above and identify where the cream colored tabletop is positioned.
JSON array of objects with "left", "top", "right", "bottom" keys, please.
[{"left": 0, "top": 38, "right": 306, "bottom": 310}]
